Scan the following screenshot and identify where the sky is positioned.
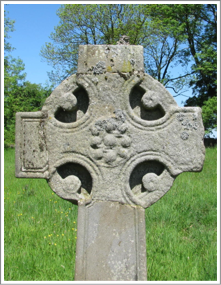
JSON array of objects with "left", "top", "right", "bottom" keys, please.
[
  {"left": 2, "top": 2, "right": 197, "bottom": 107},
  {"left": 4, "top": 3, "right": 61, "bottom": 86}
]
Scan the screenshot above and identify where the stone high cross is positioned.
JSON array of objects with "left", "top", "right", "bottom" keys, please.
[{"left": 15, "top": 44, "right": 205, "bottom": 281}]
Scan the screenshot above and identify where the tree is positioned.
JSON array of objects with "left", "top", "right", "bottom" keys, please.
[
  {"left": 40, "top": 4, "right": 147, "bottom": 84},
  {"left": 4, "top": 11, "right": 26, "bottom": 146},
  {"left": 4, "top": 80, "right": 52, "bottom": 147},
  {"left": 40, "top": 4, "right": 192, "bottom": 95},
  {"left": 141, "top": 5, "right": 194, "bottom": 96},
  {"left": 201, "top": 96, "right": 217, "bottom": 137},
  {"left": 4, "top": 10, "right": 15, "bottom": 53},
  {"left": 175, "top": 4, "right": 217, "bottom": 135},
  {"left": 172, "top": 4, "right": 217, "bottom": 107}
]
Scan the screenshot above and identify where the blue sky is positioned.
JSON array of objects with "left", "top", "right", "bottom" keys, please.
[
  {"left": 4, "top": 2, "right": 194, "bottom": 107},
  {"left": 4, "top": 3, "right": 61, "bottom": 86}
]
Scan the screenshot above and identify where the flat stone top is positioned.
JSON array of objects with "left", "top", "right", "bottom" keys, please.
[{"left": 77, "top": 45, "right": 144, "bottom": 74}]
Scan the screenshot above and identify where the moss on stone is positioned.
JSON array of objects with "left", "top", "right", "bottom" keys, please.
[{"left": 121, "top": 60, "right": 132, "bottom": 72}]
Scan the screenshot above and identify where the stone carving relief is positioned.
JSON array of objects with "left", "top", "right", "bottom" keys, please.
[
  {"left": 55, "top": 86, "right": 89, "bottom": 124},
  {"left": 16, "top": 45, "right": 205, "bottom": 210},
  {"left": 177, "top": 112, "right": 199, "bottom": 140},
  {"left": 89, "top": 110, "right": 132, "bottom": 166},
  {"left": 129, "top": 86, "right": 165, "bottom": 121}
]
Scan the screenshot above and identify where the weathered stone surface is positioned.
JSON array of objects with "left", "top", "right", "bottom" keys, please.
[
  {"left": 15, "top": 44, "right": 205, "bottom": 281},
  {"left": 75, "top": 201, "right": 147, "bottom": 281},
  {"left": 77, "top": 45, "right": 144, "bottom": 74},
  {"left": 15, "top": 111, "right": 48, "bottom": 178},
  {"left": 16, "top": 71, "right": 205, "bottom": 207}
]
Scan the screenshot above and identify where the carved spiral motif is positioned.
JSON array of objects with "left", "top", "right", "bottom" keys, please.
[
  {"left": 62, "top": 175, "right": 81, "bottom": 193},
  {"left": 141, "top": 91, "right": 158, "bottom": 110},
  {"left": 121, "top": 153, "right": 175, "bottom": 208},
  {"left": 59, "top": 92, "right": 78, "bottom": 111},
  {"left": 142, "top": 173, "right": 159, "bottom": 192}
]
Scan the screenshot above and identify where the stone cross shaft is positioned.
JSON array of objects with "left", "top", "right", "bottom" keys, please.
[{"left": 15, "top": 44, "right": 205, "bottom": 281}]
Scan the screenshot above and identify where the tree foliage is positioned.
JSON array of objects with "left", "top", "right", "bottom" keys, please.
[
  {"left": 179, "top": 4, "right": 217, "bottom": 134},
  {"left": 202, "top": 96, "right": 217, "bottom": 137},
  {"left": 4, "top": 10, "right": 15, "bottom": 53},
  {"left": 40, "top": 4, "right": 193, "bottom": 94},
  {"left": 40, "top": 4, "right": 147, "bottom": 84},
  {"left": 175, "top": 4, "right": 217, "bottom": 107}
]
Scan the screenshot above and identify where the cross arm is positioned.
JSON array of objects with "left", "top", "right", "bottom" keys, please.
[{"left": 15, "top": 111, "right": 49, "bottom": 179}]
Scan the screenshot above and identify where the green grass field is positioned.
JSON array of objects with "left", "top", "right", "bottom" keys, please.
[{"left": 4, "top": 147, "right": 217, "bottom": 281}]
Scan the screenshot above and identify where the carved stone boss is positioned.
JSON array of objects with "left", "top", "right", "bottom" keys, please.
[{"left": 15, "top": 44, "right": 205, "bottom": 281}]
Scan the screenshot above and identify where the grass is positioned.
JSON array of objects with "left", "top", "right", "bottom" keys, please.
[
  {"left": 4, "top": 147, "right": 217, "bottom": 281},
  {"left": 4, "top": 148, "right": 78, "bottom": 281},
  {"left": 146, "top": 147, "right": 217, "bottom": 281}
]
